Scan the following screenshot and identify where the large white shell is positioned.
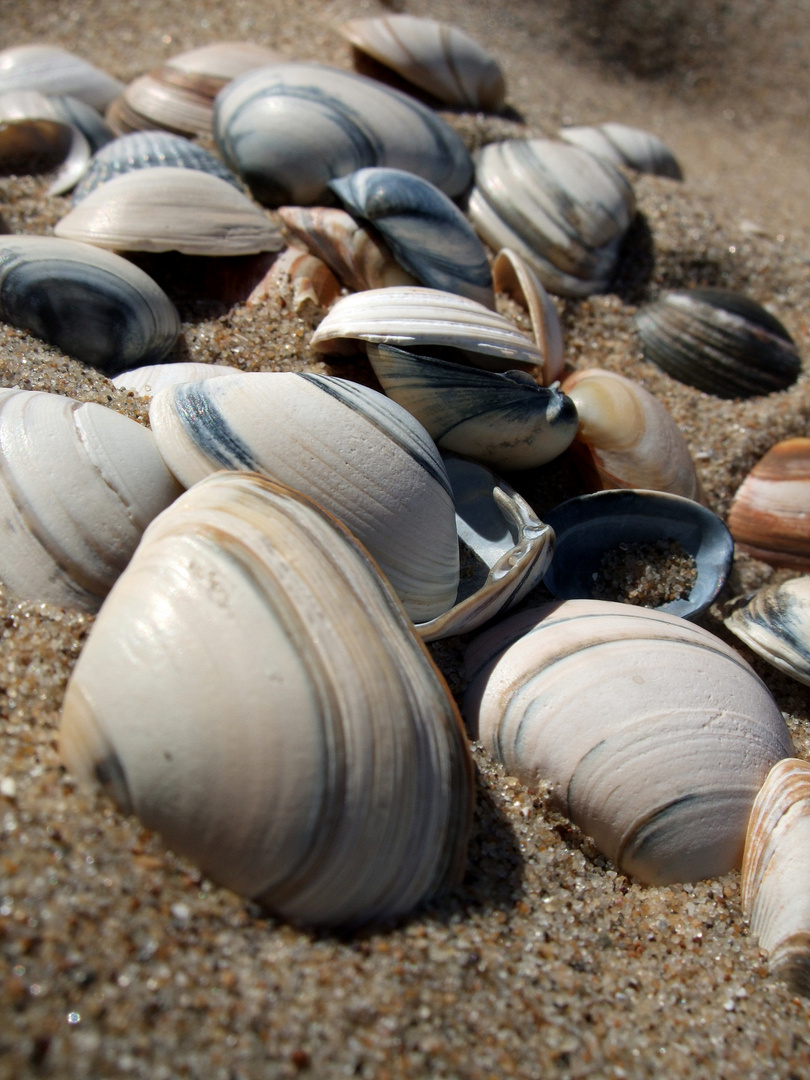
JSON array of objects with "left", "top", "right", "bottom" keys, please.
[
  {"left": 59, "top": 470, "right": 473, "bottom": 928},
  {"left": 725, "top": 576, "right": 810, "bottom": 686},
  {"left": 148, "top": 372, "right": 460, "bottom": 623},
  {"left": 464, "top": 600, "right": 793, "bottom": 884},
  {"left": 0, "top": 45, "right": 124, "bottom": 112},
  {"left": 112, "top": 361, "right": 240, "bottom": 398},
  {"left": 560, "top": 123, "right": 683, "bottom": 180},
  {"left": 0, "top": 387, "right": 182, "bottom": 611}
]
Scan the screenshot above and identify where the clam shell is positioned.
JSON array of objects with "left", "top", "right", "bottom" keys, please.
[
  {"left": 340, "top": 15, "right": 505, "bottom": 111},
  {"left": 635, "top": 289, "right": 801, "bottom": 399},
  {"left": 112, "top": 361, "right": 239, "bottom": 398},
  {"left": 0, "top": 45, "right": 124, "bottom": 112},
  {"left": 0, "top": 235, "right": 180, "bottom": 373},
  {"left": 492, "top": 248, "right": 564, "bottom": 385},
  {"left": 725, "top": 576, "right": 810, "bottom": 686},
  {"left": 329, "top": 167, "right": 494, "bottom": 307},
  {"left": 54, "top": 167, "right": 283, "bottom": 256},
  {"left": 148, "top": 372, "right": 460, "bottom": 623},
  {"left": 464, "top": 599, "right": 794, "bottom": 884},
  {"left": 742, "top": 758, "right": 810, "bottom": 993},
  {"left": 560, "top": 122, "right": 683, "bottom": 180},
  {"left": 0, "top": 387, "right": 182, "bottom": 610},
  {"left": 366, "top": 343, "right": 578, "bottom": 470},
  {"left": 213, "top": 62, "right": 473, "bottom": 207},
  {"left": 469, "top": 138, "right": 636, "bottom": 298},
  {"left": 561, "top": 367, "right": 703, "bottom": 500},
  {"left": 310, "top": 286, "right": 545, "bottom": 373},
  {"left": 59, "top": 470, "right": 473, "bottom": 928}
]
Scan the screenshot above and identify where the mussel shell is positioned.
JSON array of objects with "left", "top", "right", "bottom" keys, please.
[
  {"left": 635, "top": 288, "right": 801, "bottom": 398},
  {"left": 725, "top": 576, "right": 810, "bottom": 686},
  {"left": 560, "top": 122, "right": 683, "bottom": 180}
]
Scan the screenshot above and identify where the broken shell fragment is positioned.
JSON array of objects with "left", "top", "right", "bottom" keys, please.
[
  {"left": 725, "top": 576, "right": 810, "bottom": 686},
  {"left": 560, "top": 122, "right": 682, "bottom": 179}
]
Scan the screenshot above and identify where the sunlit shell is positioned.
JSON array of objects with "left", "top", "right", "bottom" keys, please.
[
  {"left": 0, "top": 45, "right": 124, "bottom": 112},
  {"left": 560, "top": 122, "right": 682, "bottom": 179},
  {"left": 112, "top": 361, "right": 240, "bottom": 398},
  {"left": 725, "top": 576, "right": 810, "bottom": 686},
  {"left": 492, "top": 248, "right": 564, "bottom": 385}
]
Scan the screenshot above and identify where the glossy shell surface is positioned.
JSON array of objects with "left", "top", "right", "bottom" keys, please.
[
  {"left": 0, "top": 45, "right": 124, "bottom": 111},
  {"left": 491, "top": 248, "right": 564, "bottom": 385},
  {"left": 725, "top": 576, "right": 810, "bottom": 686},
  {"left": 112, "top": 361, "right": 240, "bottom": 398}
]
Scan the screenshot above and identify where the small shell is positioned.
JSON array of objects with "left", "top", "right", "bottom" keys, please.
[
  {"left": 561, "top": 368, "right": 703, "bottom": 500},
  {"left": 0, "top": 45, "right": 124, "bottom": 112},
  {"left": 55, "top": 167, "right": 283, "bottom": 256},
  {"left": 560, "top": 123, "right": 683, "bottom": 179},
  {"left": 329, "top": 167, "right": 494, "bottom": 307},
  {"left": 0, "top": 235, "right": 180, "bottom": 373},
  {"left": 366, "top": 343, "right": 578, "bottom": 470},
  {"left": 492, "top": 248, "right": 564, "bottom": 385},
  {"left": 635, "top": 289, "right": 801, "bottom": 398},
  {"left": 0, "top": 387, "right": 182, "bottom": 610},
  {"left": 112, "top": 362, "right": 240, "bottom": 398},
  {"left": 340, "top": 15, "right": 505, "bottom": 111},
  {"left": 464, "top": 600, "right": 794, "bottom": 884},
  {"left": 311, "top": 286, "right": 544, "bottom": 373},
  {"left": 725, "top": 577, "right": 810, "bottom": 686},
  {"left": 742, "top": 758, "right": 810, "bottom": 993},
  {"left": 252, "top": 246, "right": 342, "bottom": 312}
]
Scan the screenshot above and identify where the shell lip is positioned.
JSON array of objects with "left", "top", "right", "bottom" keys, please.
[{"left": 541, "top": 488, "right": 733, "bottom": 620}]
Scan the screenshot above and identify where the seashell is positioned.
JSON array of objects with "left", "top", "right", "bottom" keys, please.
[
  {"left": 741, "top": 757, "right": 810, "bottom": 993},
  {"left": 492, "top": 248, "right": 564, "bottom": 385},
  {"left": 725, "top": 577, "right": 810, "bottom": 686},
  {"left": 635, "top": 289, "right": 801, "bottom": 399},
  {"left": 329, "top": 167, "right": 494, "bottom": 308},
  {"left": 0, "top": 386, "right": 182, "bottom": 611},
  {"left": 0, "top": 235, "right": 180, "bottom": 373},
  {"left": 311, "top": 286, "right": 544, "bottom": 373},
  {"left": 464, "top": 599, "right": 794, "bottom": 884},
  {"left": 726, "top": 438, "right": 810, "bottom": 568},
  {"left": 366, "top": 343, "right": 578, "bottom": 470},
  {"left": 468, "top": 138, "right": 636, "bottom": 298},
  {"left": 213, "top": 62, "right": 473, "bottom": 207},
  {"left": 277, "top": 205, "right": 416, "bottom": 292},
  {"left": 59, "top": 469, "right": 474, "bottom": 928},
  {"left": 560, "top": 367, "right": 703, "bottom": 501},
  {"left": 542, "top": 488, "right": 734, "bottom": 620},
  {"left": 417, "top": 454, "right": 554, "bottom": 641},
  {"left": 112, "top": 361, "right": 240, "bottom": 398},
  {"left": 560, "top": 122, "right": 683, "bottom": 180},
  {"left": 72, "top": 131, "right": 242, "bottom": 203},
  {"left": 250, "top": 245, "right": 342, "bottom": 312},
  {"left": 148, "top": 372, "right": 460, "bottom": 623},
  {"left": 0, "top": 45, "right": 125, "bottom": 112},
  {"left": 340, "top": 14, "right": 506, "bottom": 111},
  {"left": 54, "top": 166, "right": 283, "bottom": 256}
]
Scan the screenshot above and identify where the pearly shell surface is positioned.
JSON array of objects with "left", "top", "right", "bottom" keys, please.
[
  {"left": 725, "top": 576, "right": 810, "bottom": 686},
  {"left": 491, "top": 248, "right": 564, "bottom": 385}
]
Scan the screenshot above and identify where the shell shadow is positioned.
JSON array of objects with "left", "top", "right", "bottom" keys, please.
[{"left": 609, "top": 210, "right": 656, "bottom": 302}]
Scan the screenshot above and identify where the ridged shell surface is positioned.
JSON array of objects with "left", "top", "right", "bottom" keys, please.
[
  {"left": 213, "top": 62, "right": 473, "bottom": 207},
  {"left": 725, "top": 576, "right": 810, "bottom": 686},
  {"left": 464, "top": 600, "right": 793, "bottom": 884},
  {"left": 560, "top": 123, "right": 683, "bottom": 180},
  {"left": 59, "top": 470, "right": 473, "bottom": 928},
  {"left": 0, "top": 387, "right": 182, "bottom": 610},
  {"left": 0, "top": 45, "right": 124, "bottom": 112},
  {"left": 148, "top": 372, "right": 460, "bottom": 623},
  {"left": 0, "top": 235, "right": 180, "bottom": 373}
]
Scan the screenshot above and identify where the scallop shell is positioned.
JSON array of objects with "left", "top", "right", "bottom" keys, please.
[
  {"left": 340, "top": 14, "right": 505, "bottom": 111},
  {"left": 0, "top": 45, "right": 124, "bottom": 112},
  {"left": 59, "top": 470, "right": 473, "bottom": 928},
  {"left": 635, "top": 289, "right": 801, "bottom": 399},
  {"left": 464, "top": 600, "right": 794, "bottom": 884},
  {"left": 0, "top": 235, "right": 180, "bottom": 373},
  {"left": 742, "top": 758, "right": 810, "bottom": 993},
  {"left": 148, "top": 372, "right": 460, "bottom": 623},
  {"left": 492, "top": 248, "right": 564, "bottom": 385},
  {"left": 560, "top": 123, "right": 683, "bottom": 180},
  {"left": 725, "top": 576, "right": 810, "bottom": 686},
  {"left": 213, "top": 62, "right": 473, "bottom": 207},
  {"left": 0, "top": 387, "right": 182, "bottom": 611},
  {"left": 111, "top": 361, "right": 240, "bottom": 398}
]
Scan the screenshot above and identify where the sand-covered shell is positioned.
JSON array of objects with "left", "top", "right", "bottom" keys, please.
[
  {"left": 0, "top": 235, "right": 180, "bottom": 373},
  {"left": 340, "top": 14, "right": 505, "bottom": 111},
  {"left": 59, "top": 470, "right": 473, "bottom": 928},
  {"left": 727, "top": 438, "right": 810, "bottom": 569},
  {"left": 0, "top": 387, "right": 182, "bottom": 611},
  {"left": 329, "top": 167, "right": 494, "bottom": 307},
  {"left": 742, "top": 758, "right": 810, "bottom": 993},
  {"left": 560, "top": 122, "right": 682, "bottom": 179},
  {"left": 492, "top": 248, "right": 564, "bottom": 385},
  {"left": 54, "top": 167, "right": 283, "bottom": 256},
  {"left": 468, "top": 139, "right": 636, "bottom": 298},
  {"left": 0, "top": 45, "right": 124, "bottom": 112},
  {"left": 725, "top": 577, "right": 810, "bottom": 686},
  {"left": 213, "top": 62, "right": 473, "bottom": 207},
  {"left": 464, "top": 600, "right": 794, "bottom": 884},
  {"left": 311, "top": 286, "right": 545, "bottom": 373},
  {"left": 112, "top": 361, "right": 240, "bottom": 398},
  {"left": 148, "top": 372, "right": 460, "bottom": 623},
  {"left": 635, "top": 289, "right": 801, "bottom": 399},
  {"left": 561, "top": 368, "right": 702, "bottom": 500},
  {"left": 366, "top": 343, "right": 578, "bottom": 470}
]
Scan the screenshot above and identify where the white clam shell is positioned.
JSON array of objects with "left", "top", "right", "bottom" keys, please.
[
  {"left": 59, "top": 470, "right": 473, "bottom": 928},
  {"left": 725, "top": 576, "right": 810, "bottom": 687},
  {"left": 464, "top": 600, "right": 794, "bottom": 884},
  {"left": 148, "top": 372, "right": 460, "bottom": 623},
  {"left": 0, "top": 90, "right": 93, "bottom": 195},
  {"left": 0, "top": 45, "right": 124, "bottom": 112},
  {"left": 111, "top": 361, "right": 239, "bottom": 398},
  {"left": 560, "top": 123, "right": 683, "bottom": 180},
  {"left": 0, "top": 387, "right": 182, "bottom": 611}
]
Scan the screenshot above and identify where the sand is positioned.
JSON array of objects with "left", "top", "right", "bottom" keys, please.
[{"left": 2, "top": 0, "right": 810, "bottom": 1076}]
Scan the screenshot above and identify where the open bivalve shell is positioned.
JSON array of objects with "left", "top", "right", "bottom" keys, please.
[
  {"left": 464, "top": 600, "right": 793, "bottom": 884},
  {"left": 491, "top": 248, "right": 565, "bottom": 386},
  {"left": 560, "top": 122, "right": 683, "bottom": 180},
  {"left": 59, "top": 470, "right": 474, "bottom": 928},
  {"left": 725, "top": 576, "right": 810, "bottom": 686},
  {"left": 0, "top": 387, "right": 182, "bottom": 611},
  {"left": 742, "top": 758, "right": 810, "bottom": 994}
]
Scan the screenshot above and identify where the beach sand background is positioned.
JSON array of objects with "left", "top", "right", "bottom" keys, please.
[{"left": 1, "top": 0, "right": 810, "bottom": 1076}]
